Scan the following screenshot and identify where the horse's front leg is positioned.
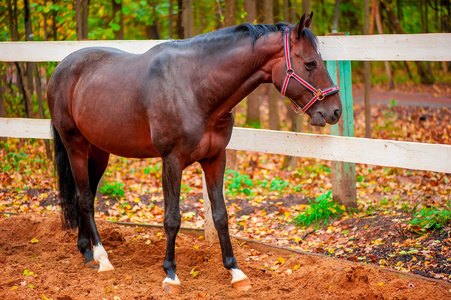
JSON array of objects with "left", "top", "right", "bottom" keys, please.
[
  {"left": 201, "top": 152, "right": 251, "bottom": 291},
  {"left": 161, "top": 155, "right": 183, "bottom": 293}
]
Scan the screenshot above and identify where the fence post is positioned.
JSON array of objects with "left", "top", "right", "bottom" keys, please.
[{"left": 327, "top": 60, "right": 357, "bottom": 208}]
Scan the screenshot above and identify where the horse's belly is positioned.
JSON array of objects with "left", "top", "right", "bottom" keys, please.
[{"left": 77, "top": 117, "right": 160, "bottom": 159}]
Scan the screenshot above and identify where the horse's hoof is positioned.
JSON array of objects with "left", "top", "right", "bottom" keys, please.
[
  {"left": 85, "top": 260, "right": 99, "bottom": 269},
  {"left": 97, "top": 258, "right": 115, "bottom": 272},
  {"left": 232, "top": 277, "right": 251, "bottom": 291},
  {"left": 162, "top": 282, "right": 181, "bottom": 294},
  {"left": 93, "top": 245, "right": 114, "bottom": 272}
]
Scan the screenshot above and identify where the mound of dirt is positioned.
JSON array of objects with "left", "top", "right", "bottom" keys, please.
[{"left": 0, "top": 214, "right": 450, "bottom": 299}]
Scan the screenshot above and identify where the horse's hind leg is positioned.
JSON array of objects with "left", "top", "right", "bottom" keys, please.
[
  {"left": 161, "top": 154, "right": 183, "bottom": 293},
  {"left": 62, "top": 133, "right": 114, "bottom": 272},
  {"left": 77, "top": 146, "right": 110, "bottom": 267},
  {"left": 201, "top": 152, "right": 251, "bottom": 291}
]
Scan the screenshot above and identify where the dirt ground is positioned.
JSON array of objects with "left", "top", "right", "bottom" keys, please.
[{"left": 1, "top": 214, "right": 450, "bottom": 299}]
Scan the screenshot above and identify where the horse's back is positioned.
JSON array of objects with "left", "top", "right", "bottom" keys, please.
[{"left": 48, "top": 47, "right": 163, "bottom": 158}]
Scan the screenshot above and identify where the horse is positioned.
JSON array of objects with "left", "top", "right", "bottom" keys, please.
[{"left": 47, "top": 12, "right": 342, "bottom": 293}]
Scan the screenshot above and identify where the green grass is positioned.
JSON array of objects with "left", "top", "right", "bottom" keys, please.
[
  {"left": 408, "top": 206, "right": 451, "bottom": 232},
  {"left": 100, "top": 181, "right": 125, "bottom": 199},
  {"left": 292, "top": 191, "right": 345, "bottom": 228}
]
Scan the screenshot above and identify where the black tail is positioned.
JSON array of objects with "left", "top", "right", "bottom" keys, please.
[{"left": 52, "top": 124, "right": 79, "bottom": 230}]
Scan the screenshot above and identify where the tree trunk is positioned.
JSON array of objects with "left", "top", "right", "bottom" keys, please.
[
  {"left": 113, "top": 0, "right": 124, "bottom": 40},
  {"left": 364, "top": 0, "right": 371, "bottom": 138},
  {"left": 176, "top": 0, "right": 183, "bottom": 38},
  {"left": 225, "top": 0, "right": 235, "bottom": 27},
  {"left": 146, "top": 0, "right": 160, "bottom": 39},
  {"left": 24, "top": 0, "right": 35, "bottom": 118},
  {"left": 169, "top": 0, "right": 174, "bottom": 38},
  {"left": 282, "top": 0, "right": 289, "bottom": 22},
  {"left": 182, "top": 0, "right": 193, "bottom": 38},
  {"left": 374, "top": 0, "right": 394, "bottom": 89},
  {"left": 82, "top": 0, "right": 88, "bottom": 39},
  {"left": 302, "top": 0, "right": 312, "bottom": 29},
  {"left": 76, "top": 0, "right": 82, "bottom": 39},
  {"left": 244, "top": 0, "right": 260, "bottom": 128},
  {"left": 380, "top": 0, "right": 434, "bottom": 85},
  {"left": 289, "top": 0, "right": 296, "bottom": 23},
  {"left": 332, "top": 0, "right": 339, "bottom": 33},
  {"left": 273, "top": 0, "right": 281, "bottom": 23},
  {"left": 262, "top": 0, "right": 279, "bottom": 130}
]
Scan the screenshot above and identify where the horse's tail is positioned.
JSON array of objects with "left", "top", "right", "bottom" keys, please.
[{"left": 52, "top": 124, "right": 79, "bottom": 230}]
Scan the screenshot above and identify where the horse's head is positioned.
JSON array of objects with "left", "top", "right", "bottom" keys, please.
[{"left": 272, "top": 12, "right": 342, "bottom": 127}]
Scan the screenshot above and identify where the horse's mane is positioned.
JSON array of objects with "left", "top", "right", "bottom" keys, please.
[{"left": 187, "top": 22, "right": 318, "bottom": 50}]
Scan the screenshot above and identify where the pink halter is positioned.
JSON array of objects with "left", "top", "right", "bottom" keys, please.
[{"left": 281, "top": 27, "right": 339, "bottom": 115}]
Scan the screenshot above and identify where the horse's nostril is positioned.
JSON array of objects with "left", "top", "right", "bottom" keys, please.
[{"left": 334, "top": 108, "right": 342, "bottom": 117}]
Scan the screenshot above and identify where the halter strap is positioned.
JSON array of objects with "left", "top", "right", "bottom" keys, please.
[{"left": 281, "top": 27, "right": 339, "bottom": 115}]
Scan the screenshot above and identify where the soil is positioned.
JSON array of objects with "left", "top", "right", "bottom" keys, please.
[{"left": 1, "top": 214, "right": 450, "bottom": 300}]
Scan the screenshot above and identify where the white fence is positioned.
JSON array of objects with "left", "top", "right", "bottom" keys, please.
[{"left": 1, "top": 34, "right": 451, "bottom": 240}]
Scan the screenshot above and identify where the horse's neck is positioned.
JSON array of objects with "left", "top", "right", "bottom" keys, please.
[{"left": 196, "top": 32, "right": 283, "bottom": 117}]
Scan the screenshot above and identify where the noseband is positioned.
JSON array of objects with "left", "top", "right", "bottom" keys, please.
[{"left": 281, "top": 27, "right": 339, "bottom": 115}]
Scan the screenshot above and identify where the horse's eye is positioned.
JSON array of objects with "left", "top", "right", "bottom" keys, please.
[{"left": 305, "top": 61, "right": 317, "bottom": 71}]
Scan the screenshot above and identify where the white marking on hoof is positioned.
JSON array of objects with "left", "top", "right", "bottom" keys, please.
[
  {"left": 229, "top": 268, "right": 251, "bottom": 291},
  {"left": 93, "top": 245, "right": 114, "bottom": 272},
  {"left": 229, "top": 268, "right": 247, "bottom": 284},
  {"left": 162, "top": 275, "right": 181, "bottom": 293},
  {"left": 162, "top": 274, "right": 181, "bottom": 285}
]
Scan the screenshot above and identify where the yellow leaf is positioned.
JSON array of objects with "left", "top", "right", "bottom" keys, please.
[
  {"left": 133, "top": 198, "right": 140, "bottom": 203},
  {"left": 293, "top": 264, "right": 300, "bottom": 271},
  {"left": 378, "top": 282, "right": 387, "bottom": 287},
  {"left": 198, "top": 236, "right": 205, "bottom": 240},
  {"left": 328, "top": 248, "right": 335, "bottom": 254},
  {"left": 31, "top": 238, "right": 39, "bottom": 244},
  {"left": 328, "top": 207, "right": 337, "bottom": 214},
  {"left": 193, "top": 245, "right": 200, "bottom": 249},
  {"left": 340, "top": 205, "right": 346, "bottom": 210},
  {"left": 11, "top": 286, "right": 17, "bottom": 290},
  {"left": 190, "top": 267, "right": 199, "bottom": 277},
  {"left": 275, "top": 257, "right": 285, "bottom": 265}
]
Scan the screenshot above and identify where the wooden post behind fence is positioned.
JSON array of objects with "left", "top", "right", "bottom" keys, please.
[{"left": 327, "top": 60, "right": 357, "bottom": 208}]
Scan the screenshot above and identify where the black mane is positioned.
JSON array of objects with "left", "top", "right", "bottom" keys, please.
[{"left": 187, "top": 22, "right": 318, "bottom": 50}]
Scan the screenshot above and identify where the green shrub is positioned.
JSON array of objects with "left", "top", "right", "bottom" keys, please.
[
  {"left": 100, "top": 181, "right": 125, "bottom": 199},
  {"left": 292, "top": 191, "right": 345, "bottom": 228},
  {"left": 408, "top": 207, "right": 451, "bottom": 232}
]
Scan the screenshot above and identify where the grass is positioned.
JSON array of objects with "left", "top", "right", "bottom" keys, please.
[
  {"left": 292, "top": 191, "right": 345, "bottom": 228},
  {"left": 100, "top": 181, "right": 125, "bottom": 199},
  {"left": 408, "top": 206, "right": 451, "bottom": 232}
]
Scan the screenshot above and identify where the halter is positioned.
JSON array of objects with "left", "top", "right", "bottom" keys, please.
[{"left": 281, "top": 27, "right": 339, "bottom": 115}]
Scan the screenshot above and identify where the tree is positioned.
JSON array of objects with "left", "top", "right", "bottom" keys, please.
[
  {"left": 112, "top": 0, "right": 124, "bottom": 40},
  {"left": 181, "top": 0, "right": 193, "bottom": 38},
  {"left": 244, "top": 0, "right": 261, "bottom": 128}
]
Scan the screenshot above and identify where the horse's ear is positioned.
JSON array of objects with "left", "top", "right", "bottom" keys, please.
[
  {"left": 305, "top": 12, "right": 314, "bottom": 28},
  {"left": 294, "top": 13, "right": 307, "bottom": 40},
  {"left": 294, "top": 12, "right": 314, "bottom": 40}
]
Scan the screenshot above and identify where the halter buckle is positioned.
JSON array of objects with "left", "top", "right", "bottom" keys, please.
[{"left": 314, "top": 89, "right": 325, "bottom": 101}]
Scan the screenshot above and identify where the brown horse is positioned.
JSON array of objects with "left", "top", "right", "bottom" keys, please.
[{"left": 48, "top": 13, "right": 341, "bottom": 293}]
